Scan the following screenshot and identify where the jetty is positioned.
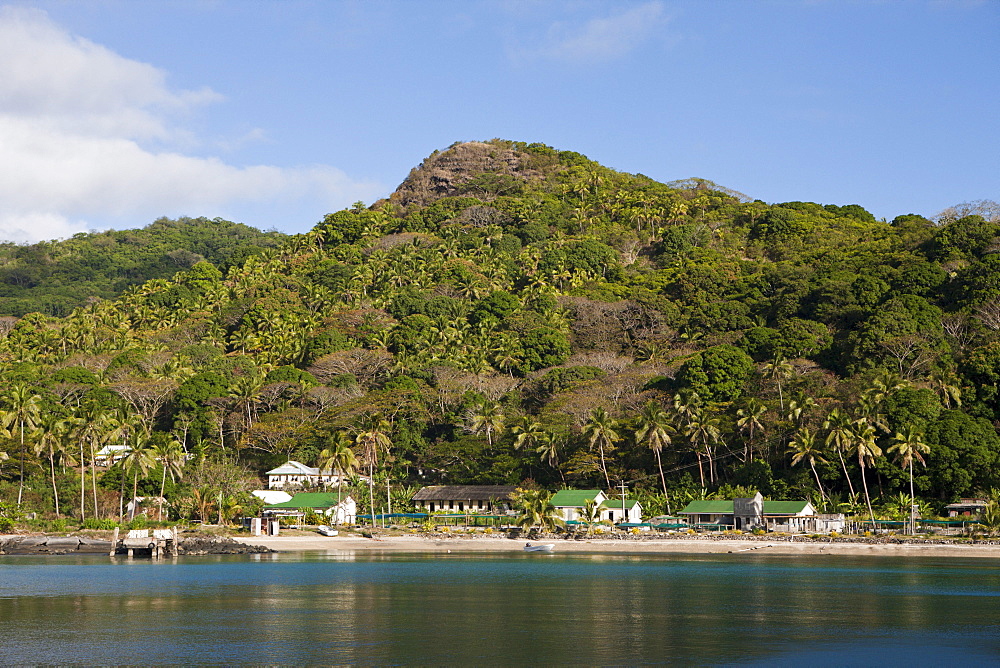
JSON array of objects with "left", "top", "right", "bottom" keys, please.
[{"left": 109, "top": 527, "right": 178, "bottom": 559}]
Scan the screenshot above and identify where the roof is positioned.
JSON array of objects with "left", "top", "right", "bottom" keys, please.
[
  {"left": 267, "top": 460, "right": 318, "bottom": 476},
  {"left": 678, "top": 500, "right": 812, "bottom": 515},
  {"left": 551, "top": 489, "right": 604, "bottom": 507},
  {"left": 252, "top": 490, "right": 293, "bottom": 504},
  {"left": 411, "top": 485, "right": 517, "bottom": 501},
  {"left": 264, "top": 492, "right": 349, "bottom": 509},
  {"left": 600, "top": 499, "right": 640, "bottom": 510}
]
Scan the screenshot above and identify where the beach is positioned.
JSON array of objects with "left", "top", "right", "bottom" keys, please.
[{"left": 232, "top": 533, "right": 1000, "bottom": 558}]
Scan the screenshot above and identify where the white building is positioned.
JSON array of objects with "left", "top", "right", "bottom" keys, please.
[{"left": 266, "top": 460, "right": 354, "bottom": 490}]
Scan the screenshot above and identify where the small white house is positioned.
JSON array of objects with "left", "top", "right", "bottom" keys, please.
[
  {"left": 600, "top": 498, "right": 643, "bottom": 524},
  {"left": 551, "top": 489, "right": 607, "bottom": 522}
]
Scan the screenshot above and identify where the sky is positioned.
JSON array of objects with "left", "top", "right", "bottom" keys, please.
[{"left": 0, "top": 0, "right": 997, "bottom": 243}]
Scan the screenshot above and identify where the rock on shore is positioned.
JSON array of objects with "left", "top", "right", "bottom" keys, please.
[
  {"left": 176, "top": 535, "right": 272, "bottom": 555},
  {"left": 0, "top": 536, "right": 112, "bottom": 555},
  {"left": 0, "top": 534, "right": 273, "bottom": 556}
]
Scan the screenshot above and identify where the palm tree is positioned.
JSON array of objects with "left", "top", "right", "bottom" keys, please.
[
  {"left": 582, "top": 407, "right": 620, "bottom": 489},
  {"left": 355, "top": 416, "right": 392, "bottom": 526},
  {"left": 735, "top": 399, "right": 767, "bottom": 461},
  {"left": 151, "top": 438, "right": 186, "bottom": 521},
  {"left": 761, "top": 358, "right": 793, "bottom": 411},
  {"left": 512, "top": 488, "right": 563, "bottom": 534},
  {"left": 120, "top": 435, "right": 154, "bottom": 520},
  {"left": 577, "top": 498, "right": 602, "bottom": 536},
  {"left": 316, "top": 431, "right": 358, "bottom": 524},
  {"left": 823, "top": 408, "right": 856, "bottom": 497},
  {"left": 787, "top": 428, "right": 828, "bottom": 502},
  {"left": 1, "top": 385, "right": 43, "bottom": 506},
  {"left": 887, "top": 426, "right": 930, "bottom": 534},
  {"left": 685, "top": 409, "right": 722, "bottom": 487},
  {"left": 511, "top": 417, "right": 547, "bottom": 452},
  {"left": 35, "top": 414, "right": 76, "bottom": 518},
  {"left": 466, "top": 399, "right": 505, "bottom": 447},
  {"left": 635, "top": 402, "right": 675, "bottom": 502},
  {"left": 849, "top": 418, "right": 882, "bottom": 525}
]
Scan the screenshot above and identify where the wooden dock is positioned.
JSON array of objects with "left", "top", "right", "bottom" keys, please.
[{"left": 109, "top": 528, "right": 178, "bottom": 558}]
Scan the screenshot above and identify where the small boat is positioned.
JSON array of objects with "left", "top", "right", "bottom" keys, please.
[
  {"left": 524, "top": 542, "right": 555, "bottom": 553},
  {"left": 317, "top": 525, "right": 339, "bottom": 537}
]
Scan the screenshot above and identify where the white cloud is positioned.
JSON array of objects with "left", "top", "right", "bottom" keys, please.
[
  {"left": 532, "top": 2, "right": 668, "bottom": 64},
  {"left": 0, "top": 7, "right": 381, "bottom": 244}
]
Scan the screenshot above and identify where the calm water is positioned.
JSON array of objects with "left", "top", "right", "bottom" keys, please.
[{"left": 2, "top": 550, "right": 1000, "bottom": 665}]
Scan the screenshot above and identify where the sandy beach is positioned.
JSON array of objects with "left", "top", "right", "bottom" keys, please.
[{"left": 232, "top": 534, "right": 1000, "bottom": 559}]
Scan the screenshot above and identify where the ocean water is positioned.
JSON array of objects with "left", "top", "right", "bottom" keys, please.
[{"left": 2, "top": 551, "right": 999, "bottom": 665}]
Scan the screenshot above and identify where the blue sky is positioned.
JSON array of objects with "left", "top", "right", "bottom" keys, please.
[{"left": 1, "top": 0, "right": 997, "bottom": 243}]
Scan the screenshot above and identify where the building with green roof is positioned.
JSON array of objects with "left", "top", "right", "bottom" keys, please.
[
  {"left": 551, "top": 489, "right": 643, "bottom": 524},
  {"left": 263, "top": 491, "right": 356, "bottom": 525},
  {"left": 678, "top": 492, "right": 833, "bottom": 532}
]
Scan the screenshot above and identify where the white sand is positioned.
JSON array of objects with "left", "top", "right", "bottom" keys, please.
[{"left": 232, "top": 534, "right": 1000, "bottom": 558}]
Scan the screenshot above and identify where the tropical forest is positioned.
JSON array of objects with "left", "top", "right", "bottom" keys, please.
[{"left": 3, "top": 139, "right": 1000, "bottom": 532}]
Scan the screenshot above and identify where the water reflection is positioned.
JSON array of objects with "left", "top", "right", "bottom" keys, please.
[{"left": 1, "top": 552, "right": 999, "bottom": 664}]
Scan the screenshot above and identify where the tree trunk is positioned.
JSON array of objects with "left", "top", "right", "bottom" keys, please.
[
  {"left": 90, "top": 441, "right": 100, "bottom": 519},
  {"left": 159, "top": 466, "right": 168, "bottom": 522},
  {"left": 368, "top": 462, "right": 376, "bottom": 528},
  {"left": 50, "top": 452, "right": 60, "bottom": 517},
  {"left": 79, "top": 442, "right": 86, "bottom": 521},
  {"left": 17, "top": 421, "right": 25, "bottom": 506},
  {"left": 861, "top": 464, "right": 876, "bottom": 526},
  {"left": 810, "top": 461, "right": 826, "bottom": 502},
  {"left": 837, "top": 447, "right": 856, "bottom": 497}
]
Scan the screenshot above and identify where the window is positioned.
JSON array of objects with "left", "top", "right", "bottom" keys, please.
[{"left": 458, "top": 502, "right": 464, "bottom": 511}]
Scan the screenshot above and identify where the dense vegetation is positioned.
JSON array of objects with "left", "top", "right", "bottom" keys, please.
[
  {"left": 3, "top": 139, "right": 1000, "bottom": 529},
  {"left": 0, "top": 217, "right": 286, "bottom": 317}
]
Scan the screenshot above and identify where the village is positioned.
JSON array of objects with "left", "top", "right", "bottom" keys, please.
[{"left": 249, "top": 459, "right": 984, "bottom": 539}]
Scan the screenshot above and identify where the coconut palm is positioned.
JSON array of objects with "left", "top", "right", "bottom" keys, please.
[
  {"left": 0, "top": 385, "right": 43, "bottom": 506},
  {"left": 787, "top": 428, "right": 828, "bottom": 502},
  {"left": 635, "top": 401, "right": 675, "bottom": 501},
  {"left": 355, "top": 416, "right": 392, "bottom": 526},
  {"left": 887, "top": 426, "right": 930, "bottom": 533},
  {"left": 512, "top": 488, "right": 563, "bottom": 534},
  {"left": 582, "top": 407, "right": 620, "bottom": 489},
  {"left": 35, "top": 414, "right": 77, "bottom": 518},
  {"left": 849, "top": 418, "right": 882, "bottom": 525},
  {"left": 316, "top": 431, "right": 358, "bottom": 524},
  {"left": 120, "top": 435, "right": 154, "bottom": 520},
  {"left": 466, "top": 399, "right": 505, "bottom": 447},
  {"left": 511, "top": 417, "right": 547, "bottom": 452},
  {"left": 735, "top": 399, "right": 767, "bottom": 461},
  {"left": 761, "top": 358, "right": 793, "bottom": 411},
  {"left": 822, "top": 408, "right": 856, "bottom": 497},
  {"left": 685, "top": 409, "right": 722, "bottom": 487},
  {"left": 151, "top": 438, "right": 186, "bottom": 521},
  {"left": 577, "top": 498, "right": 602, "bottom": 536}
]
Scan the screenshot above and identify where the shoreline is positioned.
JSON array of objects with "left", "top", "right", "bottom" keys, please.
[{"left": 231, "top": 534, "right": 1000, "bottom": 559}]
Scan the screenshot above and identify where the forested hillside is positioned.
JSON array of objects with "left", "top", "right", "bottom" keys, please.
[
  {"left": 0, "top": 217, "right": 286, "bottom": 317},
  {"left": 3, "top": 139, "right": 1000, "bottom": 526}
]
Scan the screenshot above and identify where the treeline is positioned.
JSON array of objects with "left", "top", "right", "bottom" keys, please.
[
  {"left": 2, "top": 139, "right": 1000, "bottom": 524},
  {"left": 0, "top": 217, "right": 286, "bottom": 317}
]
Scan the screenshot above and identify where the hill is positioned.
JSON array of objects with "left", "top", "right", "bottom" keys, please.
[
  {"left": 2, "top": 138, "right": 1000, "bottom": 526},
  {"left": 0, "top": 216, "right": 286, "bottom": 317}
]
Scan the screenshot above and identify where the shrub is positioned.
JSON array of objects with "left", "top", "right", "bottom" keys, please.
[{"left": 83, "top": 518, "right": 120, "bottom": 530}]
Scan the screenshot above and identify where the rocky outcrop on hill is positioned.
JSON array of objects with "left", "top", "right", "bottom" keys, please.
[{"left": 390, "top": 140, "right": 542, "bottom": 208}]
